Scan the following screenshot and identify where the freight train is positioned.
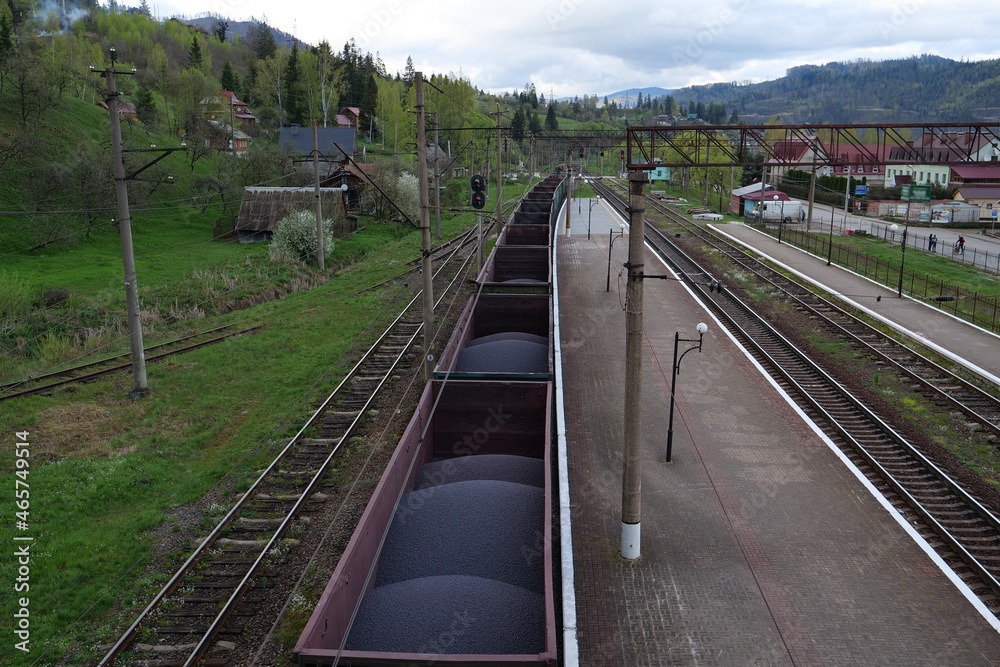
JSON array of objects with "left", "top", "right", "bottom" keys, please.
[{"left": 294, "top": 174, "right": 568, "bottom": 666}]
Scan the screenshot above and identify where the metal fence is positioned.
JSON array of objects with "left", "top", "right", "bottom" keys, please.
[{"left": 746, "top": 218, "right": 1000, "bottom": 334}]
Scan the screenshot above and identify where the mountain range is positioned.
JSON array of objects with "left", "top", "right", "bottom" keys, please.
[{"left": 655, "top": 55, "right": 1000, "bottom": 124}]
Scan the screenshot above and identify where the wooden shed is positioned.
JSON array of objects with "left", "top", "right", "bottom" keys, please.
[{"left": 235, "top": 187, "right": 355, "bottom": 243}]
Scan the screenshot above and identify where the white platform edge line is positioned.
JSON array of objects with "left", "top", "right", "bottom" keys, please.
[
  {"left": 554, "top": 198, "right": 581, "bottom": 665},
  {"left": 647, "top": 240, "right": 1000, "bottom": 635},
  {"left": 714, "top": 223, "right": 1000, "bottom": 387}
]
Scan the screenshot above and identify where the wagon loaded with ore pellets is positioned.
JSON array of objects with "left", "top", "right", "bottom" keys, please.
[{"left": 294, "top": 174, "right": 566, "bottom": 666}]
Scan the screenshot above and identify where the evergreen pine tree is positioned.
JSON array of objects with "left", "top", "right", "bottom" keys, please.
[
  {"left": 729, "top": 108, "right": 740, "bottom": 125},
  {"left": 214, "top": 19, "right": 229, "bottom": 43},
  {"left": 188, "top": 36, "right": 203, "bottom": 70},
  {"left": 545, "top": 103, "right": 558, "bottom": 131},
  {"left": 528, "top": 112, "right": 542, "bottom": 134},
  {"left": 403, "top": 55, "right": 414, "bottom": 88},
  {"left": 135, "top": 87, "right": 157, "bottom": 125},
  {"left": 511, "top": 107, "right": 525, "bottom": 140},
  {"left": 220, "top": 61, "right": 239, "bottom": 93},
  {"left": 283, "top": 43, "right": 301, "bottom": 125},
  {"left": 360, "top": 72, "right": 379, "bottom": 139}
]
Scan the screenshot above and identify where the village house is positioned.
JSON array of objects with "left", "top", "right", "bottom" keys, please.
[
  {"left": 201, "top": 90, "right": 256, "bottom": 130},
  {"left": 97, "top": 99, "right": 139, "bottom": 122}
]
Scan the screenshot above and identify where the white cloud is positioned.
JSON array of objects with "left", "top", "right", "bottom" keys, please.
[{"left": 152, "top": 0, "right": 1000, "bottom": 96}]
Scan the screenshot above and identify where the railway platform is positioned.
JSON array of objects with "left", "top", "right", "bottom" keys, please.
[{"left": 557, "top": 200, "right": 1000, "bottom": 666}]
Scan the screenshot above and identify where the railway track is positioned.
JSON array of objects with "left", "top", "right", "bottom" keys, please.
[
  {"left": 98, "top": 221, "right": 486, "bottom": 667},
  {"left": 0, "top": 324, "right": 262, "bottom": 403},
  {"left": 592, "top": 176, "right": 1000, "bottom": 611}
]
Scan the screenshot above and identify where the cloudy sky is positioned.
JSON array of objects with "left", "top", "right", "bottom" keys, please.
[{"left": 153, "top": 0, "right": 1000, "bottom": 97}]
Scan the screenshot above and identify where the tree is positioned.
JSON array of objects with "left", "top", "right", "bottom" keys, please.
[
  {"left": 220, "top": 61, "right": 240, "bottom": 93},
  {"left": 376, "top": 77, "right": 406, "bottom": 154},
  {"left": 282, "top": 42, "right": 302, "bottom": 125},
  {"left": 545, "top": 103, "right": 558, "bottom": 131},
  {"left": 246, "top": 20, "right": 276, "bottom": 60},
  {"left": 213, "top": 18, "right": 228, "bottom": 43},
  {"left": 729, "top": 108, "right": 740, "bottom": 125},
  {"left": 360, "top": 72, "right": 378, "bottom": 139},
  {"left": 511, "top": 107, "right": 525, "bottom": 140},
  {"left": 188, "top": 36, "right": 203, "bottom": 70},
  {"left": 134, "top": 86, "right": 158, "bottom": 126},
  {"left": 403, "top": 55, "right": 414, "bottom": 89},
  {"left": 315, "top": 40, "right": 342, "bottom": 126},
  {"left": 528, "top": 112, "right": 542, "bottom": 134},
  {"left": 254, "top": 49, "right": 289, "bottom": 126}
]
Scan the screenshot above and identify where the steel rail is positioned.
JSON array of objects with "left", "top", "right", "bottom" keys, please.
[
  {"left": 0, "top": 323, "right": 239, "bottom": 391},
  {"left": 1, "top": 325, "right": 260, "bottom": 403}
]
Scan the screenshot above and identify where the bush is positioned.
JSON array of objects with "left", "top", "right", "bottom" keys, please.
[{"left": 269, "top": 210, "right": 336, "bottom": 264}]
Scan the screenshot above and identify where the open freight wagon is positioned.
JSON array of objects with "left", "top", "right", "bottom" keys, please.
[{"left": 294, "top": 380, "right": 557, "bottom": 666}]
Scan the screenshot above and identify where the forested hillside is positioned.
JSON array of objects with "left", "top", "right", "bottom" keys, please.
[{"left": 667, "top": 55, "right": 1000, "bottom": 124}]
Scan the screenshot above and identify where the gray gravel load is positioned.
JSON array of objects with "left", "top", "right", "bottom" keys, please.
[
  {"left": 412, "top": 454, "right": 545, "bottom": 490},
  {"left": 374, "top": 480, "right": 544, "bottom": 592},
  {"left": 454, "top": 339, "right": 548, "bottom": 374},
  {"left": 344, "top": 574, "right": 545, "bottom": 654},
  {"left": 465, "top": 331, "right": 548, "bottom": 348}
]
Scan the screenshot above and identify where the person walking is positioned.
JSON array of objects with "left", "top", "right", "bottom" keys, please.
[
  {"left": 958, "top": 236, "right": 966, "bottom": 255},
  {"left": 928, "top": 234, "right": 936, "bottom": 251}
]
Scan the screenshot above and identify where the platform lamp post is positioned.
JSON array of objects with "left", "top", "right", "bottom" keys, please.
[
  {"left": 607, "top": 225, "right": 624, "bottom": 291},
  {"left": 666, "top": 322, "right": 709, "bottom": 462},
  {"left": 994, "top": 200, "right": 1000, "bottom": 235},
  {"left": 773, "top": 194, "right": 785, "bottom": 245},
  {"left": 588, "top": 195, "right": 600, "bottom": 240},
  {"left": 892, "top": 216, "right": 909, "bottom": 297}
]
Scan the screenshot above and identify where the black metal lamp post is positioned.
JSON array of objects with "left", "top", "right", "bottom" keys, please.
[
  {"left": 774, "top": 194, "right": 785, "bottom": 244},
  {"left": 607, "top": 226, "right": 624, "bottom": 292},
  {"left": 893, "top": 217, "right": 909, "bottom": 297},
  {"left": 588, "top": 196, "right": 600, "bottom": 240},
  {"left": 666, "top": 322, "right": 709, "bottom": 462}
]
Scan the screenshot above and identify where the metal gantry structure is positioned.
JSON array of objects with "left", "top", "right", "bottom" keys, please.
[{"left": 624, "top": 123, "right": 1000, "bottom": 169}]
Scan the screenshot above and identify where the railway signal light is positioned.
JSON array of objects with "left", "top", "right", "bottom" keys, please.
[
  {"left": 470, "top": 174, "right": 486, "bottom": 210},
  {"left": 600, "top": 148, "right": 605, "bottom": 157},
  {"left": 579, "top": 147, "right": 584, "bottom": 158},
  {"left": 620, "top": 150, "right": 625, "bottom": 160}
]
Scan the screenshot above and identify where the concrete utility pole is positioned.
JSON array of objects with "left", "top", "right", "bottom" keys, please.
[
  {"left": 729, "top": 167, "right": 735, "bottom": 214},
  {"left": 312, "top": 121, "right": 325, "bottom": 271},
  {"left": 759, "top": 164, "right": 768, "bottom": 218},
  {"left": 106, "top": 49, "right": 147, "bottom": 399},
  {"left": 621, "top": 170, "right": 648, "bottom": 560},
  {"left": 703, "top": 136, "right": 710, "bottom": 205},
  {"left": 495, "top": 106, "right": 503, "bottom": 226},
  {"left": 808, "top": 167, "right": 817, "bottom": 226},
  {"left": 434, "top": 112, "right": 441, "bottom": 239},
  {"left": 416, "top": 73, "right": 434, "bottom": 381},
  {"left": 567, "top": 151, "right": 572, "bottom": 235}
]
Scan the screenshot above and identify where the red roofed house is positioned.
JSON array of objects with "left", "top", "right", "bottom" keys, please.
[
  {"left": 339, "top": 106, "right": 361, "bottom": 131},
  {"left": 201, "top": 90, "right": 256, "bottom": 130},
  {"left": 949, "top": 164, "right": 1000, "bottom": 187},
  {"left": 97, "top": 100, "right": 139, "bottom": 122}
]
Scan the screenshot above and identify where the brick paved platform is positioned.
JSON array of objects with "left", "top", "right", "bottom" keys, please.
[{"left": 558, "top": 202, "right": 1000, "bottom": 666}]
